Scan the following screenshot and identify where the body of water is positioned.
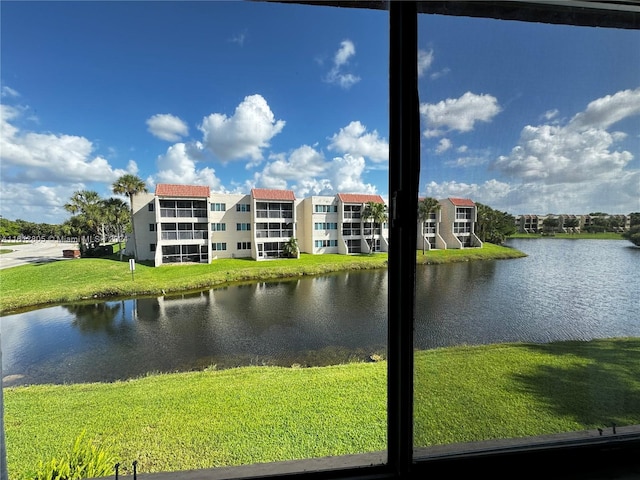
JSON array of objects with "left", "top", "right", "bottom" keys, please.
[{"left": 2, "top": 239, "right": 638, "bottom": 386}]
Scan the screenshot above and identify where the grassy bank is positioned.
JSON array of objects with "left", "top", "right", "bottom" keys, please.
[
  {"left": 509, "top": 232, "right": 624, "bottom": 240},
  {"left": 0, "top": 244, "right": 524, "bottom": 314},
  {"left": 5, "top": 338, "right": 639, "bottom": 478},
  {"left": 416, "top": 242, "right": 526, "bottom": 264}
]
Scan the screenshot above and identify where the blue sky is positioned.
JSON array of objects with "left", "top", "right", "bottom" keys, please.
[{"left": 1, "top": 1, "right": 638, "bottom": 224}]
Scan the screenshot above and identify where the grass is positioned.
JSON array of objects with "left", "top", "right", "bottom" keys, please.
[
  {"left": 5, "top": 338, "right": 639, "bottom": 478},
  {"left": 509, "top": 232, "right": 624, "bottom": 240},
  {"left": 0, "top": 244, "right": 523, "bottom": 314},
  {"left": 416, "top": 242, "right": 526, "bottom": 264}
]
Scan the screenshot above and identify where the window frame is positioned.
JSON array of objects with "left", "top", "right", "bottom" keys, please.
[{"left": 2, "top": 3, "right": 638, "bottom": 480}]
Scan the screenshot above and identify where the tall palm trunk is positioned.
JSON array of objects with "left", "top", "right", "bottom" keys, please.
[{"left": 128, "top": 194, "right": 138, "bottom": 260}]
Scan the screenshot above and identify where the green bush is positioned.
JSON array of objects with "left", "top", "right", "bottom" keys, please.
[{"left": 33, "top": 431, "right": 116, "bottom": 480}]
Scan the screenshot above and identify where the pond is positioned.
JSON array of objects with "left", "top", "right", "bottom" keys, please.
[{"left": 2, "top": 239, "right": 638, "bottom": 386}]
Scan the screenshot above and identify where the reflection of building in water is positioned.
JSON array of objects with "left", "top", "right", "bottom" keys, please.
[{"left": 135, "top": 291, "right": 216, "bottom": 323}]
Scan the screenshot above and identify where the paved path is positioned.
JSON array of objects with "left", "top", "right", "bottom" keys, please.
[{"left": 0, "top": 241, "right": 78, "bottom": 270}]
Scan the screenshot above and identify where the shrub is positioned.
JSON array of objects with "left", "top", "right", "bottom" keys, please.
[{"left": 33, "top": 431, "right": 116, "bottom": 480}]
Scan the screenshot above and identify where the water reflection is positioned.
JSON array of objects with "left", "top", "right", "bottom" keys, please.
[
  {"left": 1, "top": 240, "right": 638, "bottom": 386},
  {"left": 65, "top": 302, "right": 124, "bottom": 334}
]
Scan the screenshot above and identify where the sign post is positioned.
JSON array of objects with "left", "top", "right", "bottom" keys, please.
[{"left": 129, "top": 258, "right": 135, "bottom": 281}]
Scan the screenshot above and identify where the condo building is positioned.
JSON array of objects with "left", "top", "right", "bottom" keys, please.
[
  {"left": 130, "top": 184, "right": 482, "bottom": 266},
  {"left": 131, "top": 185, "right": 393, "bottom": 266},
  {"left": 417, "top": 197, "right": 482, "bottom": 251}
]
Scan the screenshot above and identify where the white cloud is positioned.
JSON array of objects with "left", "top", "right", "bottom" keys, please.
[
  {"left": 493, "top": 89, "right": 640, "bottom": 186},
  {"left": 568, "top": 87, "right": 640, "bottom": 131},
  {"left": 325, "top": 40, "right": 361, "bottom": 89},
  {"left": 0, "top": 182, "right": 84, "bottom": 224},
  {"left": 199, "top": 94, "right": 285, "bottom": 162},
  {"left": 435, "top": 138, "right": 452, "bottom": 154},
  {"left": 1, "top": 86, "right": 20, "bottom": 98},
  {"left": 0, "top": 105, "right": 131, "bottom": 184},
  {"left": 327, "top": 121, "right": 388, "bottom": 163},
  {"left": 420, "top": 92, "right": 501, "bottom": 138},
  {"left": 229, "top": 30, "right": 247, "bottom": 46},
  {"left": 430, "top": 68, "right": 450, "bottom": 80},
  {"left": 426, "top": 89, "right": 640, "bottom": 214},
  {"left": 331, "top": 154, "right": 376, "bottom": 193},
  {"left": 146, "top": 113, "right": 189, "bottom": 142},
  {"left": 249, "top": 144, "right": 376, "bottom": 198},
  {"left": 543, "top": 109, "right": 559, "bottom": 121},
  {"left": 151, "top": 142, "right": 223, "bottom": 190},
  {"left": 417, "top": 49, "right": 434, "bottom": 78}
]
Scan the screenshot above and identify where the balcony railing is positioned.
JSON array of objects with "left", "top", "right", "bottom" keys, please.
[
  {"left": 255, "top": 230, "right": 294, "bottom": 238},
  {"left": 160, "top": 231, "right": 209, "bottom": 240}
]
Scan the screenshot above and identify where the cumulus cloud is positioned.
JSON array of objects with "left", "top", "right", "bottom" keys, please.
[
  {"left": 327, "top": 121, "right": 388, "bottom": 163},
  {"left": 325, "top": 40, "right": 361, "bottom": 89},
  {"left": 493, "top": 88, "right": 640, "bottom": 185},
  {"left": 435, "top": 138, "right": 452, "bottom": 154},
  {"left": 151, "top": 142, "right": 223, "bottom": 190},
  {"left": 425, "top": 88, "right": 640, "bottom": 214},
  {"left": 569, "top": 88, "right": 640, "bottom": 131},
  {"left": 0, "top": 105, "right": 132, "bottom": 184},
  {"left": 146, "top": 113, "right": 189, "bottom": 142},
  {"left": 248, "top": 143, "right": 376, "bottom": 198},
  {"left": 0, "top": 182, "right": 76, "bottom": 224},
  {"left": 420, "top": 92, "right": 501, "bottom": 138},
  {"left": 199, "top": 94, "right": 285, "bottom": 162}
]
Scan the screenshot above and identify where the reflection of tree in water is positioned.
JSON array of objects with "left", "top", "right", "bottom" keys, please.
[{"left": 65, "top": 302, "right": 122, "bottom": 334}]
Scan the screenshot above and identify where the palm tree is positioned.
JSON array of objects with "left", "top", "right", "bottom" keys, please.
[
  {"left": 112, "top": 174, "right": 147, "bottom": 260},
  {"left": 282, "top": 237, "right": 299, "bottom": 258},
  {"left": 64, "top": 190, "right": 103, "bottom": 252},
  {"left": 417, "top": 197, "right": 440, "bottom": 254},
  {"left": 362, "top": 201, "right": 388, "bottom": 254},
  {"left": 103, "top": 197, "right": 130, "bottom": 260}
]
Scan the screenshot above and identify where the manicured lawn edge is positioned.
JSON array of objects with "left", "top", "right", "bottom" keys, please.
[
  {"left": 0, "top": 244, "right": 524, "bottom": 314},
  {"left": 5, "top": 337, "right": 639, "bottom": 478}
]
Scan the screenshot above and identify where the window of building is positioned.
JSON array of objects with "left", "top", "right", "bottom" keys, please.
[
  {"left": 237, "top": 241, "right": 251, "bottom": 250},
  {"left": 149, "top": 224, "right": 155, "bottom": 231},
  {"left": 150, "top": 243, "right": 156, "bottom": 251},
  {"left": 236, "top": 203, "right": 250, "bottom": 212},
  {"left": 211, "top": 242, "right": 227, "bottom": 251},
  {"left": 211, "top": 202, "right": 226, "bottom": 211},
  {"left": 315, "top": 239, "right": 338, "bottom": 248},
  {"left": 211, "top": 223, "right": 226, "bottom": 231},
  {"left": 236, "top": 223, "right": 251, "bottom": 231},
  {"left": 148, "top": 203, "right": 154, "bottom": 211},
  {"left": 314, "top": 222, "right": 337, "bottom": 230},
  {"left": 315, "top": 205, "right": 337, "bottom": 213}
]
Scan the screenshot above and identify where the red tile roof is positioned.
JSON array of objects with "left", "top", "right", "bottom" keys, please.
[
  {"left": 448, "top": 197, "right": 475, "bottom": 207},
  {"left": 251, "top": 188, "right": 295, "bottom": 201},
  {"left": 337, "top": 193, "right": 385, "bottom": 204},
  {"left": 155, "top": 184, "right": 210, "bottom": 198}
]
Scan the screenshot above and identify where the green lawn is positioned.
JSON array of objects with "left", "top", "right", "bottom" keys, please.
[
  {"left": 5, "top": 338, "right": 639, "bottom": 478},
  {"left": 0, "top": 244, "right": 524, "bottom": 314}
]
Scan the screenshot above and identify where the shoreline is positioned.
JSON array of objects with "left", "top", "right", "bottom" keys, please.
[{"left": 0, "top": 244, "right": 525, "bottom": 315}]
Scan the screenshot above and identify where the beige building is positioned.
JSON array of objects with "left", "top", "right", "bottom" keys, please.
[
  {"left": 417, "top": 197, "right": 482, "bottom": 250},
  {"left": 131, "top": 184, "right": 390, "bottom": 266}
]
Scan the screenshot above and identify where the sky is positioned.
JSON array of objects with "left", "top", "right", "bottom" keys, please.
[{"left": 1, "top": 1, "right": 639, "bottom": 225}]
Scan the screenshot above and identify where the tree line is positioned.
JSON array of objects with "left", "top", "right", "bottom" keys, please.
[{"left": 1, "top": 175, "right": 148, "bottom": 258}]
